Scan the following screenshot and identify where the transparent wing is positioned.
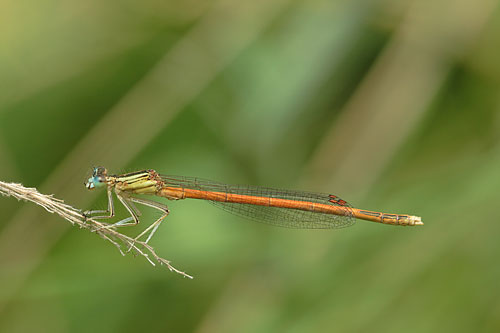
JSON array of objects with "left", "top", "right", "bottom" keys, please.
[{"left": 160, "top": 175, "right": 355, "bottom": 229}]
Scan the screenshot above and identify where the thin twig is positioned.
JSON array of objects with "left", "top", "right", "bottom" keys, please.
[{"left": 0, "top": 181, "right": 193, "bottom": 279}]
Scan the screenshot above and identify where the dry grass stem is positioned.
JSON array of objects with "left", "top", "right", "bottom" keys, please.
[{"left": 0, "top": 181, "right": 193, "bottom": 279}]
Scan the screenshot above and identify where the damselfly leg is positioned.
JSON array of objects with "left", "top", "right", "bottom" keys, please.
[
  {"left": 85, "top": 187, "right": 169, "bottom": 244},
  {"left": 84, "top": 187, "right": 115, "bottom": 220},
  {"left": 127, "top": 196, "right": 169, "bottom": 243}
]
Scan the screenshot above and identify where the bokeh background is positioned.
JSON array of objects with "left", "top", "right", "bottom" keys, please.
[{"left": 1, "top": 0, "right": 500, "bottom": 332}]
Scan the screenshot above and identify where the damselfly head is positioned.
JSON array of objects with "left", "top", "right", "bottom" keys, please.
[{"left": 84, "top": 166, "right": 108, "bottom": 190}]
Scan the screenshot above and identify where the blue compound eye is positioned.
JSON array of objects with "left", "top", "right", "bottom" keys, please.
[
  {"left": 85, "top": 176, "right": 106, "bottom": 190},
  {"left": 85, "top": 167, "right": 108, "bottom": 190}
]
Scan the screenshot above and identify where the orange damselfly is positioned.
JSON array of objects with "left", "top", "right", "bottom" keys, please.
[{"left": 84, "top": 167, "right": 423, "bottom": 243}]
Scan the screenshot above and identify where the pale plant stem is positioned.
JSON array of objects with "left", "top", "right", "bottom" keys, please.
[{"left": 0, "top": 181, "right": 193, "bottom": 279}]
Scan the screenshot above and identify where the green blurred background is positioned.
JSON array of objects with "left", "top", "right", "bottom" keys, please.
[{"left": 1, "top": 0, "right": 500, "bottom": 332}]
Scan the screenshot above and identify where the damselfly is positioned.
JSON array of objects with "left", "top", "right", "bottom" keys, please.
[{"left": 84, "top": 167, "right": 423, "bottom": 243}]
